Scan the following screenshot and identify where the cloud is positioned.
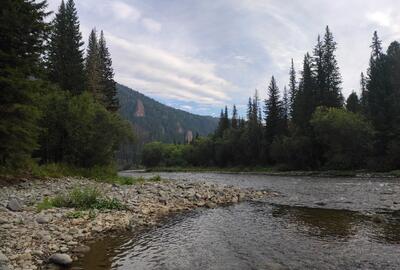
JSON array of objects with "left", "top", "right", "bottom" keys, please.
[
  {"left": 142, "top": 18, "right": 162, "bottom": 33},
  {"left": 366, "top": 11, "right": 392, "bottom": 27},
  {"left": 110, "top": 1, "right": 141, "bottom": 22},
  {"left": 106, "top": 34, "right": 234, "bottom": 105}
]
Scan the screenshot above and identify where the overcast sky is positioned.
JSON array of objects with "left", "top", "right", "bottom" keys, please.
[{"left": 46, "top": 0, "right": 400, "bottom": 116}]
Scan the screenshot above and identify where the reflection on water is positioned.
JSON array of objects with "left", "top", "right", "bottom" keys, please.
[
  {"left": 73, "top": 173, "right": 400, "bottom": 270},
  {"left": 73, "top": 203, "right": 400, "bottom": 270}
]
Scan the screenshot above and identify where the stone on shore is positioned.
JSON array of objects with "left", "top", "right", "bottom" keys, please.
[
  {"left": 0, "top": 251, "right": 10, "bottom": 270},
  {"left": 48, "top": 253, "right": 72, "bottom": 266},
  {"left": 6, "top": 198, "right": 23, "bottom": 212}
]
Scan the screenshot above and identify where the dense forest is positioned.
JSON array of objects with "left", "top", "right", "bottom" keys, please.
[
  {"left": 143, "top": 27, "right": 400, "bottom": 171},
  {"left": 117, "top": 84, "right": 218, "bottom": 167},
  {"left": 0, "top": 0, "right": 133, "bottom": 172}
]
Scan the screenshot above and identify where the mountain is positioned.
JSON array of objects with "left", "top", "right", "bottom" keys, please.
[{"left": 116, "top": 83, "right": 218, "bottom": 166}]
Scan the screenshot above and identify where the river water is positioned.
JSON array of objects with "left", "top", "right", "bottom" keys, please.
[{"left": 73, "top": 172, "right": 400, "bottom": 270}]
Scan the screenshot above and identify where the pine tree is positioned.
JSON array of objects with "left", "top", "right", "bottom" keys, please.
[
  {"left": 85, "top": 28, "right": 103, "bottom": 100},
  {"left": 289, "top": 58, "right": 297, "bottom": 116},
  {"left": 292, "top": 53, "right": 316, "bottom": 132},
  {"left": 232, "top": 105, "right": 238, "bottom": 129},
  {"left": 360, "top": 72, "right": 368, "bottom": 110},
  {"left": 346, "top": 92, "right": 360, "bottom": 113},
  {"left": 264, "top": 76, "right": 284, "bottom": 145},
  {"left": 282, "top": 86, "right": 289, "bottom": 123},
  {"left": 313, "top": 26, "right": 343, "bottom": 108},
  {"left": 0, "top": 0, "right": 48, "bottom": 167},
  {"left": 48, "top": 0, "right": 85, "bottom": 94},
  {"left": 366, "top": 31, "right": 392, "bottom": 157},
  {"left": 98, "top": 31, "right": 119, "bottom": 112},
  {"left": 322, "top": 26, "right": 343, "bottom": 107}
]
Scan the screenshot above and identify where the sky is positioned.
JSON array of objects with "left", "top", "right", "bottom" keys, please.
[{"left": 46, "top": 0, "right": 400, "bottom": 116}]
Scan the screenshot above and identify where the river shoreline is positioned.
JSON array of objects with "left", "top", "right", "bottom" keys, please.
[
  {"left": 0, "top": 177, "right": 271, "bottom": 270},
  {"left": 139, "top": 167, "right": 400, "bottom": 178}
]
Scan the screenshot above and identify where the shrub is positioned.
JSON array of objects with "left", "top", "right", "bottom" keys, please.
[
  {"left": 37, "top": 187, "right": 125, "bottom": 211},
  {"left": 310, "top": 107, "right": 374, "bottom": 169}
]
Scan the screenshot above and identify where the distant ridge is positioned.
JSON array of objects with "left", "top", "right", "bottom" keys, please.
[{"left": 116, "top": 83, "right": 218, "bottom": 166}]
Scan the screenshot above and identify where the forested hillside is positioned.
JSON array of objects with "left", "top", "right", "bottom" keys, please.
[{"left": 116, "top": 83, "right": 218, "bottom": 166}]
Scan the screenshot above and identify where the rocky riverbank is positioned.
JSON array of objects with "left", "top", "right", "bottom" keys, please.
[{"left": 0, "top": 177, "right": 271, "bottom": 270}]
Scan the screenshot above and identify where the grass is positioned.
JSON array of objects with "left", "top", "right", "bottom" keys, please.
[
  {"left": 37, "top": 186, "right": 125, "bottom": 211},
  {"left": 29, "top": 163, "right": 162, "bottom": 184}
]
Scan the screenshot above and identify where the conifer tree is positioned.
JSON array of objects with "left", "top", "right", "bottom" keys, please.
[
  {"left": 0, "top": 0, "right": 48, "bottom": 167},
  {"left": 346, "top": 92, "right": 360, "bottom": 113},
  {"left": 360, "top": 72, "right": 368, "bottom": 110},
  {"left": 264, "top": 76, "right": 284, "bottom": 145},
  {"left": 232, "top": 105, "right": 238, "bottom": 129},
  {"left": 322, "top": 26, "right": 343, "bottom": 107},
  {"left": 85, "top": 28, "right": 103, "bottom": 100},
  {"left": 98, "top": 31, "right": 119, "bottom": 112},
  {"left": 292, "top": 53, "right": 316, "bottom": 132},
  {"left": 48, "top": 0, "right": 85, "bottom": 94},
  {"left": 289, "top": 58, "right": 297, "bottom": 116},
  {"left": 282, "top": 86, "right": 289, "bottom": 123}
]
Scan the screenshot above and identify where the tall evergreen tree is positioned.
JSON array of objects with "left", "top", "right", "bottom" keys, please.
[
  {"left": 313, "top": 26, "right": 343, "bottom": 108},
  {"left": 322, "top": 26, "right": 343, "bottom": 107},
  {"left": 346, "top": 92, "right": 360, "bottom": 113},
  {"left": 289, "top": 58, "right": 297, "bottom": 116},
  {"left": 292, "top": 53, "right": 316, "bottom": 132},
  {"left": 98, "top": 31, "right": 119, "bottom": 112},
  {"left": 360, "top": 72, "right": 368, "bottom": 110},
  {"left": 264, "top": 76, "right": 284, "bottom": 145},
  {"left": 85, "top": 28, "right": 103, "bottom": 100},
  {"left": 0, "top": 0, "right": 48, "bottom": 167},
  {"left": 48, "top": 0, "right": 85, "bottom": 94},
  {"left": 282, "top": 86, "right": 289, "bottom": 123},
  {"left": 232, "top": 105, "right": 238, "bottom": 129}
]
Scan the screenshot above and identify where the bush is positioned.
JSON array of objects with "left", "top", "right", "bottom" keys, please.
[
  {"left": 37, "top": 186, "right": 125, "bottom": 211},
  {"left": 310, "top": 107, "right": 374, "bottom": 169},
  {"left": 270, "top": 135, "right": 315, "bottom": 169},
  {"left": 36, "top": 90, "right": 134, "bottom": 168}
]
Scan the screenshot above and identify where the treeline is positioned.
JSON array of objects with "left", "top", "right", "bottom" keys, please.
[
  {"left": 0, "top": 0, "right": 133, "bottom": 171},
  {"left": 143, "top": 27, "right": 400, "bottom": 171}
]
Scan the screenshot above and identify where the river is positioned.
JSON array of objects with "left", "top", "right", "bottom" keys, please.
[{"left": 72, "top": 172, "right": 400, "bottom": 270}]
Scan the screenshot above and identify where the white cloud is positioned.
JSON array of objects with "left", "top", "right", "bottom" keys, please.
[
  {"left": 106, "top": 34, "right": 234, "bottom": 105},
  {"left": 142, "top": 18, "right": 162, "bottom": 33},
  {"left": 110, "top": 1, "right": 141, "bottom": 22},
  {"left": 366, "top": 11, "right": 392, "bottom": 27}
]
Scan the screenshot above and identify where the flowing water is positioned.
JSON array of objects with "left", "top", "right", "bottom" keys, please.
[{"left": 72, "top": 172, "right": 400, "bottom": 270}]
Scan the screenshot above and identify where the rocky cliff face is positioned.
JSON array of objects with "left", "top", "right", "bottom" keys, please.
[{"left": 134, "top": 99, "right": 145, "bottom": 117}]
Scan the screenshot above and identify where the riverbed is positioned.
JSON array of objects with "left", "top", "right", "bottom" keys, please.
[{"left": 74, "top": 172, "right": 400, "bottom": 270}]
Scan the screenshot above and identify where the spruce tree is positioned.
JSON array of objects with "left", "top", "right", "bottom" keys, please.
[
  {"left": 322, "top": 26, "right": 343, "bottom": 107},
  {"left": 99, "top": 31, "right": 119, "bottom": 112},
  {"left": 0, "top": 0, "right": 47, "bottom": 167},
  {"left": 282, "top": 86, "right": 289, "bottom": 123},
  {"left": 48, "top": 0, "right": 85, "bottom": 94},
  {"left": 360, "top": 72, "right": 368, "bottom": 110},
  {"left": 232, "top": 105, "right": 238, "bottom": 129},
  {"left": 313, "top": 26, "right": 343, "bottom": 108},
  {"left": 85, "top": 28, "right": 103, "bottom": 101},
  {"left": 346, "top": 92, "right": 360, "bottom": 113},
  {"left": 292, "top": 53, "right": 316, "bottom": 132},
  {"left": 264, "top": 76, "right": 284, "bottom": 145},
  {"left": 289, "top": 58, "right": 297, "bottom": 116}
]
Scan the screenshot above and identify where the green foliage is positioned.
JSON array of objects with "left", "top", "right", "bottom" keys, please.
[
  {"left": 346, "top": 92, "right": 360, "bottom": 113},
  {"left": 36, "top": 90, "right": 134, "bottom": 167},
  {"left": 310, "top": 107, "right": 374, "bottom": 169},
  {"left": 37, "top": 187, "right": 125, "bottom": 211},
  {"left": 47, "top": 0, "right": 85, "bottom": 94},
  {"left": 0, "top": 0, "right": 47, "bottom": 169}
]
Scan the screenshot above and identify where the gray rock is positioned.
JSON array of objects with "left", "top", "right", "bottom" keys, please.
[
  {"left": 6, "top": 198, "right": 23, "bottom": 212},
  {"left": 36, "top": 215, "right": 51, "bottom": 224},
  {"left": 0, "top": 251, "right": 9, "bottom": 270},
  {"left": 49, "top": 253, "right": 72, "bottom": 266}
]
